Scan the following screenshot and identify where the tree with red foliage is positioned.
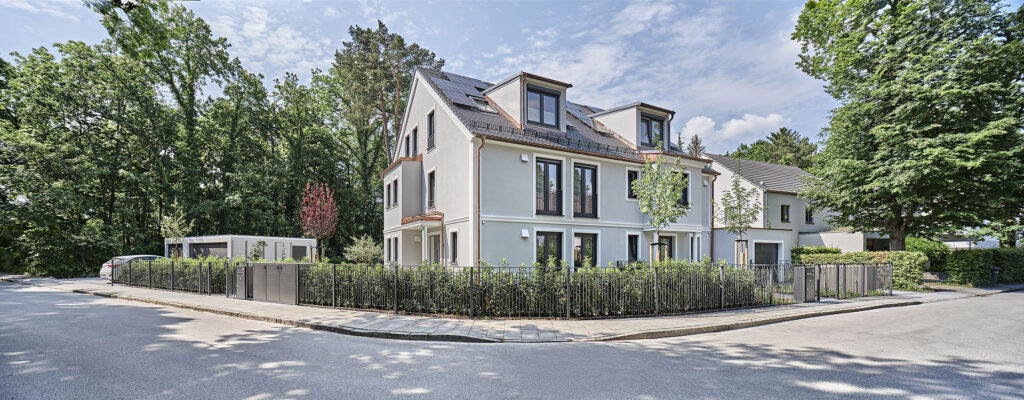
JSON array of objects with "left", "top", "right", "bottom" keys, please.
[{"left": 299, "top": 181, "right": 338, "bottom": 261}]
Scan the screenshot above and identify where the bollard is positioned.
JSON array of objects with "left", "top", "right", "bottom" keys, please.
[
  {"left": 393, "top": 264, "right": 399, "bottom": 314},
  {"left": 719, "top": 265, "right": 725, "bottom": 310},
  {"left": 565, "top": 264, "right": 571, "bottom": 319},
  {"left": 469, "top": 266, "right": 475, "bottom": 319},
  {"left": 653, "top": 265, "right": 660, "bottom": 315}
]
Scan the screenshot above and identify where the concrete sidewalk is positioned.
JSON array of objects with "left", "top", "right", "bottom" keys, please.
[{"left": 3, "top": 275, "right": 1021, "bottom": 343}]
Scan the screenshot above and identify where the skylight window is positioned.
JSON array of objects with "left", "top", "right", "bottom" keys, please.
[{"left": 472, "top": 97, "right": 497, "bottom": 113}]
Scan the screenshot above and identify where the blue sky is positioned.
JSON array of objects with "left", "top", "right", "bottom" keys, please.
[{"left": 3, "top": 0, "right": 1020, "bottom": 153}]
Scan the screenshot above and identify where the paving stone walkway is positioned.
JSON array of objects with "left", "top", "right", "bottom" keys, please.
[{"left": 3, "top": 275, "right": 1021, "bottom": 343}]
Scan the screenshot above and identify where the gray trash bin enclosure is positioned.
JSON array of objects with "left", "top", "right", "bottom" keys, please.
[
  {"left": 251, "top": 263, "right": 298, "bottom": 304},
  {"left": 793, "top": 266, "right": 817, "bottom": 303}
]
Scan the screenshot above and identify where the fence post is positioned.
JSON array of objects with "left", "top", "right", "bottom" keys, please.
[
  {"left": 861, "top": 264, "right": 867, "bottom": 296},
  {"left": 653, "top": 265, "right": 660, "bottom": 315},
  {"left": 565, "top": 264, "right": 571, "bottom": 319},
  {"left": 469, "top": 266, "right": 475, "bottom": 319},
  {"left": 889, "top": 262, "right": 894, "bottom": 296},
  {"left": 171, "top": 261, "right": 175, "bottom": 292},
  {"left": 815, "top": 264, "right": 821, "bottom": 302},
  {"left": 393, "top": 264, "right": 399, "bottom": 314},
  {"left": 226, "top": 263, "right": 231, "bottom": 298},
  {"left": 769, "top": 265, "right": 775, "bottom": 306},
  {"left": 148, "top": 261, "right": 152, "bottom": 289},
  {"left": 332, "top": 264, "right": 337, "bottom": 308},
  {"left": 128, "top": 261, "right": 132, "bottom": 287},
  {"left": 719, "top": 265, "right": 725, "bottom": 310},
  {"left": 837, "top": 264, "right": 842, "bottom": 299}
]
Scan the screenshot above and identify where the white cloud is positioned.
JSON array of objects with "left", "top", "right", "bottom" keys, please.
[
  {"left": 207, "top": 6, "right": 332, "bottom": 78},
  {"left": 609, "top": 0, "right": 676, "bottom": 37},
  {"left": 680, "top": 114, "right": 789, "bottom": 153},
  {"left": 1, "top": 0, "right": 78, "bottom": 20},
  {"left": 720, "top": 113, "right": 788, "bottom": 139}
]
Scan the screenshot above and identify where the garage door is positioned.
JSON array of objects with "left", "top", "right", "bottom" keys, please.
[
  {"left": 292, "top": 245, "right": 307, "bottom": 260},
  {"left": 754, "top": 243, "right": 779, "bottom": 264},
  {"left": 189, "top": 242, "right": 228, "bottom": 258}
]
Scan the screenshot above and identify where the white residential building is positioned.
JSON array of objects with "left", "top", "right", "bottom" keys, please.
[
  {"left": 382, "top": 69, "right": 716, "bottom": 268},
  {"left": 708, "top": 154, "right": 888, "bottom": 263}
]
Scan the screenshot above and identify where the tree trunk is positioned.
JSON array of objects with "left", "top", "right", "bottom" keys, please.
[{"left": 889, "top": 228, "right": 906, "bottom": 251}]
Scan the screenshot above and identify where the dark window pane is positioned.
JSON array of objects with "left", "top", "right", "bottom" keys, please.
[
  {"left": 627, "top": 170, "right": 638, "bottom": 199},
  {"left": 543, "top": 93, "right": 557, "bottom": 125},
  {"left": 574, "top": 164, "right": 597, "bottom": 217},
  {"left": 427, "top": 113, "right": 435, "bottom": 149},
  {"left": 628, "top": 235, "right": 638, "bottom": 262},
  {"left": 536, "top": 232, "right": 562, "bottom": 265},
  {"left": 536, "top": 162, "right": 545, "bottom": 211},
  {"left": 536, "top": 159, "right": 562, "bottom": 214},
  {"left": 527, "top": 91, "right": 541, "bottom": 122},
  {"left": 574, "top": 233, "right": 596, "bottom": 269}
]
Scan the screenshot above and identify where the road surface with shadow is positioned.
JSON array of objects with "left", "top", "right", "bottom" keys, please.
[{"left": 1, "top": 281, "right": 1021, "bottom": 399}]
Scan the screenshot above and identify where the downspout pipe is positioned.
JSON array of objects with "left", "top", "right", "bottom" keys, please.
[
  {"left": 475, "top": 137, "right": 486, "bottom": 267},
  {"left": 710, "top": 173, "right": 718, "bottom": 261}
]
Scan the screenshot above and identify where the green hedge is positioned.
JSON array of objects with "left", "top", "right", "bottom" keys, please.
[
  {"left": 801, "top": 251, "right": 926, "bottom": 291},
  {"left": 293, "top": 259, "right": 776, "bottom": 318},
  {"left": 947, "top": 248, "right": 1024, "bottom": 286},
  {"left": 790, "top": 246, "right": 841, "bottom": 263},
  {"left": 906, "top": 237, "right": 952, "bottom": 271}
]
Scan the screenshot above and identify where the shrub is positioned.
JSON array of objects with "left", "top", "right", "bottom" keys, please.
[
  {"left": 801, "top": 251, "right": 925, "bottom": 291},
  {"left": 906, "top": 237, "right": 951, "bottom": 271},
  {"left": 791, "top": 246, "right": 841, "bottom": 263},
  {"left": 947, "top": 248, "right": 1024, "bottom": 286},
  {"left": 344, "top": 235, "right": 382, "bottom": 265}
]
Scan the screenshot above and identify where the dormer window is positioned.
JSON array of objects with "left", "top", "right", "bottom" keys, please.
[
  {"left": 640, "top": 114, "right": 664, "bottom": 147},
  {"left": 526, "top": 87, "right": 559, "bottom": 127},
  {"left": 472, "top": 97, "right": 497, "bottom": 114}
]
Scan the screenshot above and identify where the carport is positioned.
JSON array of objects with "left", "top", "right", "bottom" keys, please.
[{"left": 164, "top": 235, "right": 317, "bottom": 261}]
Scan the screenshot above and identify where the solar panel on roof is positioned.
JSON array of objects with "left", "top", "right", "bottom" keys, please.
[
  {"left": 566, "top": 103, "right": 595, "bottom": 128},
  {"left": 431, "top": 77, "right": 479, "bottom": 108},
  {"left": 444, "top": 73, "right": 490, "bottom": 89}
]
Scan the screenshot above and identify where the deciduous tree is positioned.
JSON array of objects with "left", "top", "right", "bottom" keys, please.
[
  {"left": 793, "top": 0, "right": 1024, "bottom": 250},
  {"left": 632, "top": 155, "right": 689, "bottom": 261},
  {"left": 300, "top": 182, "right": 339, "bottom": 261},
  {"left": 729, "top": 127, "right": 816, "bottom": 170}
]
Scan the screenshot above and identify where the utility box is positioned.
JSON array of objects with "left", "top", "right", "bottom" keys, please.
[
  {"left": 234, "top": 265, "right": 252, "bottom": 300},
  {"left": 793, "top": 266, "right": 817, "bottom": 303},
  {"left": 251, "top": 263, "right": 298, "bottom": 304}
]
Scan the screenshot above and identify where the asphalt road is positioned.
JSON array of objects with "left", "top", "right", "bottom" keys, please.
[{"left": 1, "top": 282, "right": 1022, "bottom": 400}]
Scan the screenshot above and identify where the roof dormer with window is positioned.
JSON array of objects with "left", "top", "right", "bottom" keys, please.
[
  {"left": 590, "top": 103, "right": 674, "bottom": 150},
  {"left": 482, "top": 71, "right": 572, "bottom": 132}
]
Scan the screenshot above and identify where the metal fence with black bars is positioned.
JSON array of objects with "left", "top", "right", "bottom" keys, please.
[{"left": 111, "top": 261, "right": 892, "bottom": 319}]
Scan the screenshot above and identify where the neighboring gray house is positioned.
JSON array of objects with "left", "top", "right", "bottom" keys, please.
[
  {"left": 382, "top": 68, "right": 717, "bottom": 268},
  {"left": 708, "top": 154, "right": 887, "bottom": 263},
  {"left": 164, "top": 235, "right": 317, "bottom": 261}
]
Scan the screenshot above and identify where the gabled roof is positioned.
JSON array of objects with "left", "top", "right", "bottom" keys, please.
[
  {"left": 415, "top": 67, "right": 711, "bottom": 165},
  {"left": 707, "top": 154, "right": 810, "bottom": 194}
]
